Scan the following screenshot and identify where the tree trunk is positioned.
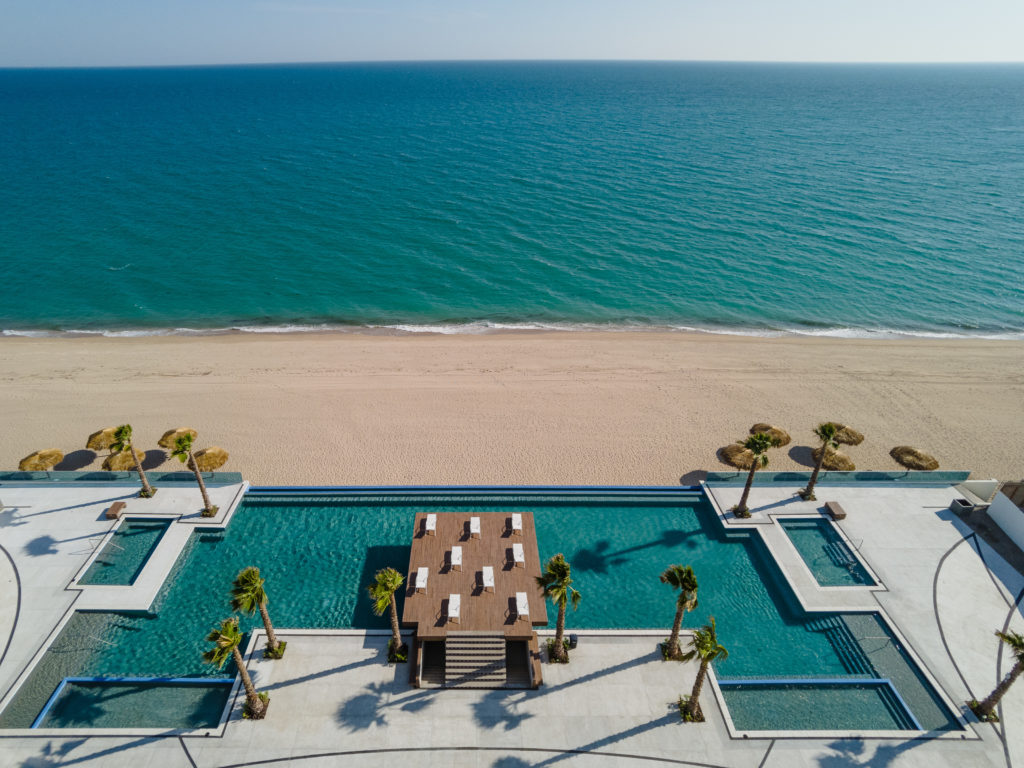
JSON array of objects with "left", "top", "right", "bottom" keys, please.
[
  {"left": 388, "top": 592, "right": 403, "bottom": 652},
  {"left": 976, "top": 660, "right": 1022, "bottom": 718},
  {"left": 667, "top": 602, "right": 684, "bottom": 657},
  {"left": 189, "top": 452, "right": 214, "bottom": 512},
  {"left": 232, "top": 646, "right": 266, "bottom": 718},
  {"left": 258, "top": 602, "right": 279, "bottom": 654},
  {"left": 803, "top": 443, "right": 828, "bottom": 499},
  {"left": 129, "top": 445, "right": 154, "bottom": 497},
  {"left": 687, "top": 659, "right": 710, "bottom": 719},
  {"left": 554, "top": 599, "right": 567, "bottom": 661},
  {"left": 737, "top": 463, "right": 758, "bottom": 512}
]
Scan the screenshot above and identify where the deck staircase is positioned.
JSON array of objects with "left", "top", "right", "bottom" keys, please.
[{"left": 444, "top": 631, "right": 507, "bottom": 688}]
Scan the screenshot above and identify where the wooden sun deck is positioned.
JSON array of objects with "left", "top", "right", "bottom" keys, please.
[{"left": 402, "top": 511, "right": 548, "bottom": 640}]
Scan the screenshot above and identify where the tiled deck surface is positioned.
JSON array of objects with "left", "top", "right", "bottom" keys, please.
[{"left": 0, "top": 483, "right": 1022, "bottom": 767}]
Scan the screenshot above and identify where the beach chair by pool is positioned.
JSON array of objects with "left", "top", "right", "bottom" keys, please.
[
  {"left": 425, "top": 513, "right": 437, "bottom": 535},
  {"left": 512, "top": 542, "right": 525, "bottom": 568},
  {"left": 416, "top": 566, "right": 429, "bottom": 593},
  {"left": 470, "top": 516, "right": 481, "bottom": 539},
  {"left": 481, "top": 566, "right": 495, "bottom": 593},
  {"left": 448, "top": 594, "right": 461, "bottom": 624},
  {"left": 824, "top": 501, "right": 847, "bottom": 520},
  {"left": 515, "top": 591, "right": 529, "bottom": 621},
  {"left": 450, "top": 546, "right": 462, "bottom": 572},
  {"left": 106, "top": 501, "right": 126, "bottom": 520},
  {"left": 511, "top": 513, "right": 523, "bottom": 536}
]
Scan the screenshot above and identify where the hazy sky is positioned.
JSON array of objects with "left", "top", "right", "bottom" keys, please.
[{"left": 1, "top": 0, "right": 1022, "bottom": 67}]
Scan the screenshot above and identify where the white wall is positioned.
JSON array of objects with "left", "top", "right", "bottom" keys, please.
[{"left": 987, "top": 491, "right": 1024, "bottom": 552}]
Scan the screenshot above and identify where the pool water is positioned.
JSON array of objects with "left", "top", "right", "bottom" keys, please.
[
  {"left": 35, "top": 680, "right": 231, "bottom": 729},
  {"left": 78, "top": 519, "right": 171, "bottom": 586},
  {"left": 0, "top": 492, "right": 960, "bottom": 733},
  {"left": 720, "top": 682, "right": 916, "bottom": 731},
  {"left": 780, "top": 518, "right": 876, "bottom": 587}
]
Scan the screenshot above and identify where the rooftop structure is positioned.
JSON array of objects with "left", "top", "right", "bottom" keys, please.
[{"left": 402, "top": 511, "right": 547, "bottom": 688}]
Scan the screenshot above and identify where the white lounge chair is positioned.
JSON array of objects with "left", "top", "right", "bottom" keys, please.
[
  {"left": 450, "top": 545, "right": 462, "bottom": 572},
  {"left": 448, "top": 594, "right": 461, "bottom": 624},
  {"left": 416, "top": 566, "right": 428, "bottom": 593},
  {"left": 425, "top": 513, "right": 437, "bottom": 536},
  {"left": 469, "top": 516, "right": 481, "bottom": 538},
  {"left": 511, "top": 513, "right": 523, "bottom": 535},
  {"left": 512, "top": 542, "right": 525, "bottom": 567},
  {"left": 515, "top": 591, "right": 529, "bottom": 621},
  {"left": 481, "top": 565, "right": 495, "bottom": 592}
]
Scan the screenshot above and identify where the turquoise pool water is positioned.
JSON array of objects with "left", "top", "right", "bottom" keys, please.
[
  {"left": 0, "top": 492, "right": 960, "bottom": 732},
  {"left": 78, "top": 519, "right": 171, "bottom": 586},
  {"left": 35, "top": 680, "right": 231, "bottom": 729},
  {"left": 720, "top": 682, "right": 916, "bottom": 731},
  {"left": 780, "top": 518, "right": 876, "bottom": 587}
]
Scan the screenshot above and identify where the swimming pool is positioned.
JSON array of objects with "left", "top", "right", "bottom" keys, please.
[
  {"left": 0, "top": 491, "right": 960, "bottom": 733},
  {"left": 780, "top": 517, "right": 876, "bottom": 587},
  {"left": 78, "top": 518, "right": 171, "bottom": 586}
]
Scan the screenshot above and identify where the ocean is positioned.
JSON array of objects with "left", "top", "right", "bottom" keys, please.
[{"left": 1, "top": 62, "right": 1022, "bottom": 339}]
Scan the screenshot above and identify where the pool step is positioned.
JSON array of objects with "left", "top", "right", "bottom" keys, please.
[
  {"left": 445, "top": 632, "right": 507, "bottom": 689},
  {"left": 805, "top": 616, "right": 876, "bottom": 676}
]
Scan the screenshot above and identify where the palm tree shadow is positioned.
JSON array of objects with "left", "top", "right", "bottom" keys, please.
[
  {"left": 789, "top": 445, "right": 817, "bottom": 468},
  {"left": 54, "top": 450, "right": 97, "bottom": 471},
  {"left": 473, "top": 689, "right": 534, "bottom": 732},
  {"left": 817, "top": 733, "right": 936, "bottom": 767},
  {"left": 492, "top": 758, "right": 534, "bottom": 768},
  {"left": 335, "top": 681, "right": 389, "bottom": 731}
]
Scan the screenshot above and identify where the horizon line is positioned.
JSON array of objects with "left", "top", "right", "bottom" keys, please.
[{"left": 3, "top": 57, "right": 1024, "bottom": 71}]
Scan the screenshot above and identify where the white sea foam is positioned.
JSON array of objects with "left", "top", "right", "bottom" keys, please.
[{"left": 4, "top": 322, "right": 1023, "bottom": 341}]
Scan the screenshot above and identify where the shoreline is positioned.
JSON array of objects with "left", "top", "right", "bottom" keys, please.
[
  {"left": 1, "top": 331, "right": 1021, "bottom": 484},
  {"left": 4, "top": 322, "right": 1024, "bottom": 341}
]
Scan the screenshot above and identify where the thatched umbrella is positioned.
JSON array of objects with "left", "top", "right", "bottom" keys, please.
[
  {"left": 750, "top": 424, "right": 791, "bottom": 447},
  {"left": 890, "top": 446, "right": 939, "bottom": 471},
  {"left": 812, "top": 445, "right": 856, "bottom": 471},
  {"left": 19, "top": 449, "right": 64, "bottom": 472},
  {"left": 102, "top": 450, "right": 136, "bottom": 472},
  {"left": 158, "top": 427, "right": 197, "bottom": 450},
  {"left": 86, "top": 427, "right": 118, "bottom": 452},
  {"left": 193, "top": 446, "right": 229, "bottom": 472},
  {"left": 720, "top": 443, "right": 755, "bottom": 470},
  {"left": 834, "top": 424, "right": 865, "bottom": 446}
]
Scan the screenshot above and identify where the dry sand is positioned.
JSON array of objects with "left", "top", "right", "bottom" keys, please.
[{"left": 1, "top": 332, "right": 1021, "bottom": 485}]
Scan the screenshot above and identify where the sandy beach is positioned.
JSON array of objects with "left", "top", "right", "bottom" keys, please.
[{"left": 0, "top": 331, "right": 1021, "bottom": 485}]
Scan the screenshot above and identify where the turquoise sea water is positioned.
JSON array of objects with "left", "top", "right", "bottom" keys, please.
[
  {"left": 0, "top": 494, "right": 959, "bottom": 731},
  {"left": 1, "top": 63, "right": 1022, "bottom": 338}
]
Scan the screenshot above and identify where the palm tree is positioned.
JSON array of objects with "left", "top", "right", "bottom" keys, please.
[
  {"left": 800, "top": 422, "right": 840, "bottom": 501},
  {"left": 231, "top": 567, "right": 283, "bottom": 659},
  {"left": 367, "top": 567, "right": 406, "bottom": 662},
  {"left": 971, "top": 630, "right": 1024, "bottom": 721},
  {"left": 660, "top": 565, "right": 698, "bottom": 659},
  {"left": 110, "top": 424, "right": 155, "bottom": 498},
  {"left": 171, "top": 433, "right": 216, "bottom": 516},
  {"left": 680, "top": 616, "right": 728, "bottom": 722},
  {"left": 203, "top": 617, "right": 267, "bottom": 719},
  {"left": 734, "top": 433, "right": 774, "bottom": 517},
  {"left": 536, "top": 553, "right": 581, "bottom": 663}
]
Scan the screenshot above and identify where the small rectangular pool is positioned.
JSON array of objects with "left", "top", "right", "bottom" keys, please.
[
  {"left": 780, "top": 517, "right": 875, "bottom": 587},
  {"left": 78, "top": 518, "right": 171, "bottom": 586},
  {"left": 33, "top": 678, "right": 232, "bottom": 729},
  {"left": 719, "top": 680, "right": 919, "bottom": 731}
]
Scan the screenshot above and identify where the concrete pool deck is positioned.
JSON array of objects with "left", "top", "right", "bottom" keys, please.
[{"left": 0, "top": 483, "right": 1022, "bottom": 767}]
